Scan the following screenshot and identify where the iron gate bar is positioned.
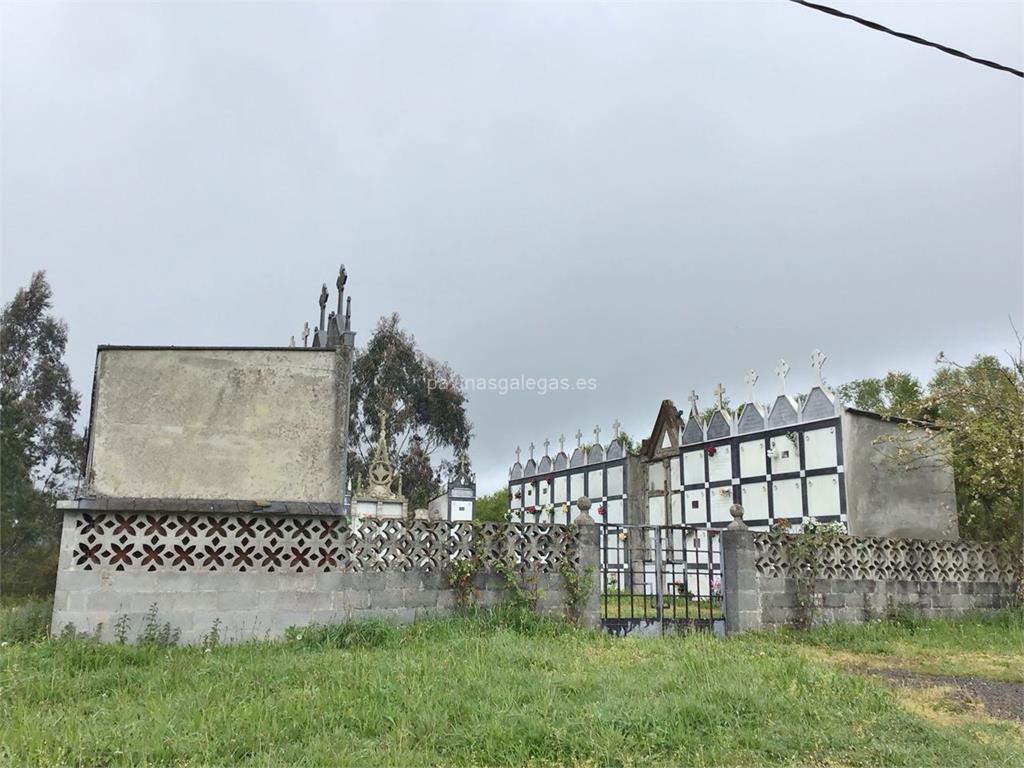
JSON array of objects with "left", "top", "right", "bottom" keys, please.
[{"left": 598, "top": 523, "right": 724, "bottom": 636}]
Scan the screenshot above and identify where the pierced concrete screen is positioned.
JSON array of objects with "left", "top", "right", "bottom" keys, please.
[{"left": 86, "top": 348, "right": 343, "bottom": 502}]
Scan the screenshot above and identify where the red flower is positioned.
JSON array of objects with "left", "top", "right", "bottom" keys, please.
[
  {"left": 707, "top": 446, "right": 717, "bottom": 457},
  {"left": 597, "top": 505, "right": 606, "bottom": 516}
]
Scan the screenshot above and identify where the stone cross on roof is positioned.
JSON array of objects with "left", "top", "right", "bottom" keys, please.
[
  {"left": 775, "top": 359, "right": 791, "bottom": 394},
  {"left": 744, "top": 369, "right": 758, "bottom": 402},
  {"left": 318, "top": 284, "right": 329, "bottom": 331},
  {"left": 528, "top": 442, "right": 535, "bottom": 460},
  {"left": 612, "top": 419, "right": 621, "bottom": 436},
  {"left": 558, "top": 434, "right": 565, "bottom": 453},
  {"left": 811, "top": 349, "right": 827, "bottom": 387},
  {"left": 688, "top": 390, "right": 699, "bottom": 414},
  {"left": 575, "top": 429, "right": 583, "bottom": 447},
  {"left": 593, "top": 424, "right": 601, "bottom": 444},
  {"left": 514, "top": 445, "right": 521, "bottom": 463},
  {"left": 543, "top": 438, "right": 550, "bottom": 456},
  {"left": 302, "top": 322, "right": 310, "bottom": 348},
  {"left": 713, "top": 383, "right": 726, "bottom": 410}
]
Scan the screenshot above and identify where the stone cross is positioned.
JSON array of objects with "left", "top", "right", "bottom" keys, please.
[
  {"left": 593, "top": 424, "right": 601, "bottom": 444},
  {"left": 612, "top": 419, "right": 621, "bottom": 436},
  {"left": 302, "top": 322, "right": 310, "bottom": 348},
  {"left": 514, "top": 445, "right": 521, "bottom": 463},
  {"left": 744, "top": 369, "right": 758, "bottom": 402},
  {"left": 289, "top": 335, "right": 296, "bottom": 348},
  {"left": 811, "top": 349, "right": 827, "bottom": 387},
  {"left": 713, "top": 383, "right": 726, "bottom": 410},
  {"left": 457, "top": 451, "right": 468, "bottom": 475},
  {"left": 775, "top": 359, "right": 791, "bottom": 394},
  {"left": 318, "top": 284, "right": 329, "bottom": 331},
  {"left": 543, "top": 438, "right": 550, "bottom": 456},
  {"left": 528, "top": 442, "right": 535, "bottom": 460},
  {"left": 688, "top": 389, "right": 699, "bottom": 414},
  {"left": 558, "top": 434, "right": 565, "bottom": 453},
  {"left": 575, "top": 429, "right": 583, "bottom": 448}
]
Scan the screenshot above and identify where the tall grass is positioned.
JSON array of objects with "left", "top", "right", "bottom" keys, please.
[
  {"left": 1, "top": 608, "right": 1021, "bottom": 766},
  {"left": 0, "top": 596, "right": 52, "bottom": 644}
]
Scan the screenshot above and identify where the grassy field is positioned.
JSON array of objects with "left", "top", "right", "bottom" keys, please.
[{"left": 1, "top": 599, "right": 1022, "bottom": 767}]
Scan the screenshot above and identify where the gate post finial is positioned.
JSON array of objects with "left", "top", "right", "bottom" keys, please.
[
  {"left": 574, "top": 496, "right": 594, "bottom": 525},
  {"left": 728, "top": 503, "right": 748, "bottom": 530}
]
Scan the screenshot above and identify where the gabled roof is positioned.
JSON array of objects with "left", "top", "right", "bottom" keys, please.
[{"left": 640, "top": 399, "right": 681, "bottom": 460}]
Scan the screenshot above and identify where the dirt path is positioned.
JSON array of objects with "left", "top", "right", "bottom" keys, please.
[{"left": 868, "top": 667, "right": 1023, "bottom": 724}]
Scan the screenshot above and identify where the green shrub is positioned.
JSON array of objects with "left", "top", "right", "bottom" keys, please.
[
  {"left": 0, "top": 596, "right": 52, "bottom": 643},
  {"left": 286, "top": 618, "right": 400, "bottom": 649}
]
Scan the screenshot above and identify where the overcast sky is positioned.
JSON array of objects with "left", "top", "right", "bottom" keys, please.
[{"left": 2, "top": 1, "right": 1021, "bottom": 494}]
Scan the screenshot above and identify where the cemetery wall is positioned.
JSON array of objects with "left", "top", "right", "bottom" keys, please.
[
  {"left": 841, "top": 411, "right": 959, "bottom": 540},
  {"left": 85, "top": 347, "right": 345, "bottom": 502},
  {"left": 722, "top": 529, "right": 1017, "bottom": 633},
  {"left": 51, "top": 508, "right": 599, "bottom": 644}
]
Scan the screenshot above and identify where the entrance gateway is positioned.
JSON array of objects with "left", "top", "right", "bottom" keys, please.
[{"left": 599, "top": 523, "right": 723, "bottom": 636}]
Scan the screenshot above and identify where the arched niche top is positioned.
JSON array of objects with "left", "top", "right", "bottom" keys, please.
[
  {"left": 681, "top": 416, "right": 705, "bottom": 445},
  {"left": 737, "top": 403, "right": 765, "bottom": 434},
  {"left": 706, "top": 411, "right": 731, "bottom": 440},
  {"left": 767, "top": 395, "right": 799, "bottom": 429},
  {"left": 801, "top": 386, "right": 836, "bottom": 421}
]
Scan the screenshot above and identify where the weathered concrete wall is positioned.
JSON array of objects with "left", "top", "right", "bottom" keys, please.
[
  {"left": 842, "top": 411, "right": 959, "bottom": 540},
  {"left": 51, "top": 511, "right": 598, "bottom": 643},
  {"left": 748, "top": 574, "right": 1014, "bottom": 629},
  {"left": 51, "top": 567, "right": 580, "bottom": 645},
  {"left": 86, "top": 347, "right": 342, "bottom": 501},
  {"left": 722, "top": 529, "right": 1017, "bottom": 634}
]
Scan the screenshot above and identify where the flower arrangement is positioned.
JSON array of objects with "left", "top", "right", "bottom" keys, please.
[
  {"left": 707, "top": 445, "right": 717, "bottom": 457},
  {"left": 597, "top": 504, "right": 606, "bottom": 516},
  {"left": 711, "top": 577, "right": 723, "bottom": 598},
  {"left": 561, "top": 503, "right": 570, "bottom": 515}
]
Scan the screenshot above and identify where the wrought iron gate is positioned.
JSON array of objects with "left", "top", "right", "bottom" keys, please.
[{"left": 599, "top": 524, "right": 724, "bottom": 636}]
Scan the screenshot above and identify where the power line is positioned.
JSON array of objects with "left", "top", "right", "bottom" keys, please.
[{"left": 788, "top": 0, "right": 1023, "bottom": 78}]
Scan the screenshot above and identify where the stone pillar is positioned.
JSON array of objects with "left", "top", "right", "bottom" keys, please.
[
  {"left": 722, "top": 504, "right": 762, "bottom": 635},
  {"left": 574, "top": 496, "right": 602, "bottom": 630}
]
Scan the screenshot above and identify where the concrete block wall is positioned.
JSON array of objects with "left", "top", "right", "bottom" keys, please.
[
  {"left": 722, "top": 529, "right": 1018, "bottom": 633},
  {"left": 51, "top": 568, "right": 587, "bottom": 644},
  {"left": 51, "top": 511, "right": 602, "bottom": 644}
]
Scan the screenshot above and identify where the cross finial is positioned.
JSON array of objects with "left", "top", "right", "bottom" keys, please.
[
  {"left": 543, "top": 438, "right": 550, "bottom": 456},
  {"left": 558, "top": 434, "right": 565, "bottom": 453},
  {"left": 810, "top": 349, "right": 827, "bottom": 387},
  {"left": 575, "top": 429, "right": 583, "bottom": 447},
  {"left": 744, "top": 369, "right": 758, "bottom": 401},
  {"left": 457, "top": 451, "right": 468, "bottom": 475},
  {"left": 612, "top": 418, "right": 621, "bottom": 436},
  {"left": 514, "top": 445, "right": 521, "bottom": 463},
  {"left": 775, "top": 359, "right": 791, "bottom": 394},
  {"left": 302, "top": 322, "right": 310, "bottom": 347},
  {"left": 687, "top": 389, "right": 699, "bottom": 413},
  {"left": 528, "top": 442, "right": 535, "bottom": 460},
  {"left": 318, "top": 284, "right": 329, "bottom": 331},
  {"left": 593, "top": 424, "right": 601, "bottom": 444},
  {"left": 289, "top": 335, "right": 296, "bottom": 348},
  {"left": 713, "top": 383, "right": 726, "bottom": 410}
]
